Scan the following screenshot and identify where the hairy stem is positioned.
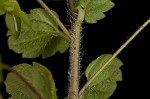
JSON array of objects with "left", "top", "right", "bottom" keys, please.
[
  {"left": 68, "top": 7, "right": 85, "bottom": 99},
  {"left": 37, "top": 0, "right": 71, "bottom": 40},
  {"left": 67, "top": 0, "right": 77, "bottom": 22},
  {"left": 79, "top": 18, "right": 150, "bottom": 97},
  {"left": 0, "top": 64, "right": 44, "bottom": 99}
]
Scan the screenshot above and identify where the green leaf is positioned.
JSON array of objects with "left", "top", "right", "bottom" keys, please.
[
  {"left": 18, "top": 11, "right": 30, "bottom": 27},
  {"left": 0, "top": 0, "right": 30, "bottom": 26},
  {"left": 8, "top": 8, "right": 69, "bottom": 58},
  {"left": 76, "top": 0, "right": 90, "bottom": 9},
  {"left": 1, "top": 0, "right": 22, "bottom": 15},
  {"left": 77, "top": 0, "right": 115, "bottom": 23},
  {"left": 1, "top": 0, "right": 17, "bottom": 12},
  {"left": 83, "top": 54, "right": 123, "bottom": 99},
  {"left": 42, "top": 36, "right": 69, "bottom": 58},
  {"left": 4, "top": 62, "right": 57, "bottom": 99}
]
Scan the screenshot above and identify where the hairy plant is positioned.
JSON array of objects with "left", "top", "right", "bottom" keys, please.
[{"left": 0, "top": 0, "right": 149, "bottom": 99}]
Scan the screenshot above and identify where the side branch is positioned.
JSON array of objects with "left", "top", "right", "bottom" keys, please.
[
  {"left": 79, "top": 18, "right": 150, "bottom": 98},
  {"left": 37, "top": 0, "right": 71, "bottom": 40}
]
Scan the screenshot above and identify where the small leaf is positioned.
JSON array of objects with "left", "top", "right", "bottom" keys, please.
[
  {"left": 4, "top": 62, "right": 57, "bottom": 99},
  {"left": 77, "top": 0, "right": 115, "bottom": 23},
  {"left": 83, "top": 54, "right": 123, "bottom": 99},
  {"left": 0, "top": 0, "right": 30, "bottom": 26},
  {"left": 8, "top": 8, "right": 69, "bottom": 58}
]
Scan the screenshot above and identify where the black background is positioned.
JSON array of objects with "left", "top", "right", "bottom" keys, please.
[{"left": 0, "top": 0, "right": 150, "bottom": 99}]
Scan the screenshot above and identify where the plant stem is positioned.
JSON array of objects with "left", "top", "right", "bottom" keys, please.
[
  {"left": 79, "top": 18, "right": 150, "bottom": 98},
  {"left": 68, "top": 7, "right": 85, "bottom": 99},
  {"left": 37, "top": 0, "right": 71, "bottom": 40},
  {"left": 67, "top": 0, "right": 77, "bottom": 22},
  {"left": 0, "top": 64, "right": 44, "bottom": 99}
]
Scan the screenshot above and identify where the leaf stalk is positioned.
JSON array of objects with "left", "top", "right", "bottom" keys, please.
[
  {"left": 37, "top": 0, "right": 71, "bottom": 41},
  {"left": 79, "top": 18, "right": 150, "bottom": 97}
]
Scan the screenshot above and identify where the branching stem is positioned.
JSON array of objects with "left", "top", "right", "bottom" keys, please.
[
  {"left": 79, "top": 18, "right": 150, "bottom": 98},
  {"left": 37, "top": 0, "right": 71, "bottom": 41}
]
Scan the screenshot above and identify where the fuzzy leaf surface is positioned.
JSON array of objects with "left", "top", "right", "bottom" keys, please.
[
  {"left": 83, "top": 54, "right": 123, "bottom": 99},
  {"left": 8, "top": 8, "right": 69, "bottom": 58},
  {"left": 4, "top": 62, "right": 57, "bottom": 99},
  {"left": 77, "top": 0, "right": 115, "bottom": 23}
]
